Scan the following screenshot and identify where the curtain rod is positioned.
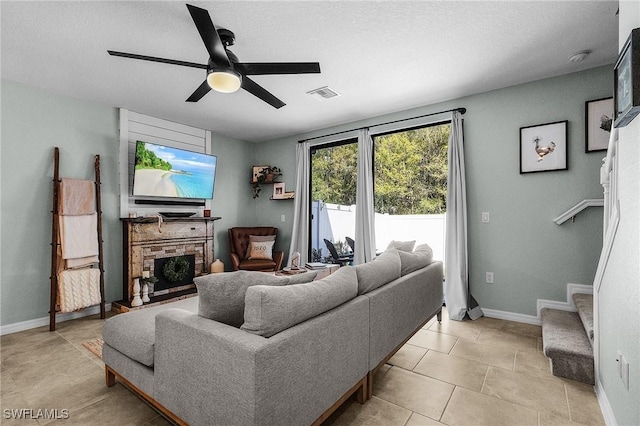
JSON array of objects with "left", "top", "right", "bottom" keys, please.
[{"left": 298, "top": 107, "right": 466, "bottom": 143}]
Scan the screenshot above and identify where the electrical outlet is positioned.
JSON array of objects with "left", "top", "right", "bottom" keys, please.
[
  {"left": 482, "top": 212, "right": 490, "bottom": 223},
  {"left": 486, "top": 272, "right": 494, "bottom": 284}
]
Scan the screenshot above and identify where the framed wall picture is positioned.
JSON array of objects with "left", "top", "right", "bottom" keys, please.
[
  {"left": 272, "top": 182, "right": 285, "bottom": 199},
  {"left": 520, "top": 120, "right": 568, "bottom": 174},
  {"left": 614, "top": 27, "right": 640, "bottom": 128},
  {"left": 585, "top": 97, "right": 613, "bottom": 152}
]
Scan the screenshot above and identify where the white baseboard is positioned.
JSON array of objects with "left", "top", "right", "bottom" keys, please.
[
  {"left": 483, "top": 283, "right": 593, "bottom": 327},
  {"left": 595, "top": 379, "right": 617, "bottom": 426},
  {"left": 537, "top": 283, "right": 593, "bottom": 317},
  {"left": 0, "top": 303, "right": 111, "bottom": 336},
  {"left": 482, "top": 308, "right": 541, "bottom": 325}
]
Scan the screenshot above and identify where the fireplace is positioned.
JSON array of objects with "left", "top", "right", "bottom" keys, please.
[
  {"left": 153, "top": 254, "right": 196, "bottom": 295},
  {"left": 114, "top": 216, "right": 220, "bottom": 312}
]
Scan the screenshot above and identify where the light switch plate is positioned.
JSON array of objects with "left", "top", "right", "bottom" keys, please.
[
  {"left": 482, "top": 212, "right": 490, "bottom": 223},
  {"left": 621, "top": 354, "right": 630, "bottom": 390}
]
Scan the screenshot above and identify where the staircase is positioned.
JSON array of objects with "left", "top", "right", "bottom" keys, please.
[{"left": 541, "top": 293, "right": 594, "bottom": 385}]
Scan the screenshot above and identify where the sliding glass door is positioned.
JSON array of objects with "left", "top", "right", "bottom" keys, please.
[
  {"left": 309, "top": 140, "right": 357, "bottom": 263},
  {"left": 307, "top": 121, "right": 450, "bottom": 264},
  {"left": 372, "top": 122, "right": 450, "bottom": 260}
]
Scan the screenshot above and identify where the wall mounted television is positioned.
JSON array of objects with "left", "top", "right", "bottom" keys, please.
[{"left": 132, "top": 141, "right": 217, "bottom": 199}]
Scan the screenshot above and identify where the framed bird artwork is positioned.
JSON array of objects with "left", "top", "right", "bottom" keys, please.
[{"left": 519, "top": 121, "right": 568, "bottom": 174}]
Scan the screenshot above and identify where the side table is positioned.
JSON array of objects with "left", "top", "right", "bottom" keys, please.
[{"left": 276, "top": 264, "right": 340, "bottom": 280}]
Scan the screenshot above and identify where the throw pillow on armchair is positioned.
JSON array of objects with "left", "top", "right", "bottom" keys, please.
[{"left": 246, "top": 235, "right": 275, "bottom": 260}]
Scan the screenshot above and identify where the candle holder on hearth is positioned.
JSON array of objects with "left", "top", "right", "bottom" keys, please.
[{"left": 140, "top": 272, "right": 158, "bottom": 304}]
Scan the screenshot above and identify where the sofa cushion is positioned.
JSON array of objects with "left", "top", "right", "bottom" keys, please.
[
  {"left": 287, "top": 270, "right": 318, "bottom": 284},
  {"left": 398, "top": 243, "right": 434, "bottom": 276},
  {"left": 102, "top": 297, "right": 198, "bottom": 367},
  {"left": 414, "top": 243, "right": 434, "bottom": 260},
  {"left": 355, "top": 249, "right": 401, "bottom": 294},
  {"left": 241, "top": 266, "right": 357, "bottom": 337},
  {"left": 194, "top": 271, "right": 289, "bottom": 327},
  {"left": 386, "top": 240, "right": 416, "bottom": 252}
]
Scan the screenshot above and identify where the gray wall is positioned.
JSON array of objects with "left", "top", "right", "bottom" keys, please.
[
  {"left": 254, "top": 65, "right": 611, "bottom": 317},
  {"left": 597, "top": 3, "right": 640, "bottom": 425},
  {"left": 0, "top": 80, "right": 255, "bottom": 326}
]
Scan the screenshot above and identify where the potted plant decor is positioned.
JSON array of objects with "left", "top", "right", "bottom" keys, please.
[
  {"left": 257, "top": 166, "right": 281, "bottom": 183},
  {"left": 252, "top": 165, "right": 281, "bottom": 198}
]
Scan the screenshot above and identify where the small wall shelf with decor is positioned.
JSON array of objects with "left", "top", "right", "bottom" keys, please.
[
  {"left": 270, "top": 188, "right": 295, "bottom": 200},
  {"left": 269, "top": 196, "right": 295, "bottom": 200},
  {"left": 251, "top": 165, "right": 283, "bottom": 198}
]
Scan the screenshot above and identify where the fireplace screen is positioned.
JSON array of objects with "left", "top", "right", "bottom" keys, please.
[{"left": 153, "top": 254, "right": 196, "bottom": 292}]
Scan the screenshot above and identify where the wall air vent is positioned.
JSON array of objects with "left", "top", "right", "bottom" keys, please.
[{"left": 307, "top": 86, "right": 340, "bottom": 100}]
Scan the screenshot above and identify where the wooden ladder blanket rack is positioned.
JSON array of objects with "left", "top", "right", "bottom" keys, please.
[{"left": 49, "top": 147, "right": 106, "bottom": 331}]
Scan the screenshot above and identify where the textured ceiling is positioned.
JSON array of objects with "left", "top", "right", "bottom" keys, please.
[{"left": 1, "top": 1, "right": 619, "bottom": 142}]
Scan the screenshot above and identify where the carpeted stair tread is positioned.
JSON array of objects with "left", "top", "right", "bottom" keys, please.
[
  {"left": 572, "top": 293, "right": 594, "bottom": 345},
  {"left": 541, "top": 308, "right": 594, "bottom": 385}
]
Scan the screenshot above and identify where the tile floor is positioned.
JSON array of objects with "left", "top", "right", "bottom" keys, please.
[{"left": 0, "top": 309, "right": 605, "bottom": 425}]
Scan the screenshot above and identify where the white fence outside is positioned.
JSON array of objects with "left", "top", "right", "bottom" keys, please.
[{"left": 311, "top": 201, "right": 446, "bottom": 262}]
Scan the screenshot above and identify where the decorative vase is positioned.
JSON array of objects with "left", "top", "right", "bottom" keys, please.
[
  {"left": 210, "top": 259, "right": 224, "bottom": 273},
  {"left": 141, "top": 283, "right": 150, "bottom": 303},
  {"left": 131, "top": 278, "right": 143, "bottom": 307}
]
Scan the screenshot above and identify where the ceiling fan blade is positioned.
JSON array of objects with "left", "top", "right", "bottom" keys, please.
[
  {"left": 241, "top": 77, "right": 285, "bottom": 109},
  {"left": 186, "top": 4, "right": 231, "bottom": 67},
  {"left": 236, "top": 62, "right": 321, "bottom": 75},
  {"left": 107, "top": 50, "right": 208, "bottom": 69},
  {"left": 186, "top": 80, "right": 212, "bottom": 102}
]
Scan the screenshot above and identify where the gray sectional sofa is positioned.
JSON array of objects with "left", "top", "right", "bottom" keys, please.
[{"left": 102, "top": 247, "right": 443, "bottom": 425}]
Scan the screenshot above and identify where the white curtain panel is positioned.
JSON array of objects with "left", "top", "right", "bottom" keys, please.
[
  {"left": 354, "top": 128, "right": 376, "bottom": 265},
  {"left": 288, "top": 141, "right": 311, "bottom": 266},
  {"left": 444, "top": 111, "right": 483, "bottom": 320}
]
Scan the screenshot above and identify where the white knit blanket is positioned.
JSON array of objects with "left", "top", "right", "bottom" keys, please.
[
  {"left": 58, "top": 268, "right": 101, "bottom": 313},
  {"left": 59, "top": 213, "right": 99, "bottom": 259}
]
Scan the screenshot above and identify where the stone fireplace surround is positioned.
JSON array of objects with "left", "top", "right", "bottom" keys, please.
[{"left": 113, "top": 216, "right": 220, "bottom": 312}]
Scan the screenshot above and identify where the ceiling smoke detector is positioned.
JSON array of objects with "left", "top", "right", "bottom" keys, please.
[
  {"left": 568, "top": 50, "right": 591, "bottom": 63},
  {"left": 307, "top": 86, "right": 340, "bottom": 100}
]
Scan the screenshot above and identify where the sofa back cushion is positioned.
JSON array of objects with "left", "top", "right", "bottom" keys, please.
[
  {"left": 241, "top": 266, "right": 357, "bottom": 337},
  {"left": 195, "top": 271, "right": 287, "bottom": 327},
  {"left": 355, "top": 249, "right": 401, "bottom": 294},
  {"left": 386, "top": 240, "right": 416, "bottom": 252},
  {"left": 287, "top": 270, "right": 318, "bottom": 284},
  {"left": 194, "top": 270, "right": 314, "bottom": 327},
  {"left": 398, "top": 243, "right": 434, "bottom": 276}
]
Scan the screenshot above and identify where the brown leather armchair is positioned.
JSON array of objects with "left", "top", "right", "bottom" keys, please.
[{"left": 228, "top": 227, "right": 284, "bottom": 272}]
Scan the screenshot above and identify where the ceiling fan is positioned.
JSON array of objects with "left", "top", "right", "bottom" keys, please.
[{"left": 108, "top": 4, "right": 321, "bottom": 109}]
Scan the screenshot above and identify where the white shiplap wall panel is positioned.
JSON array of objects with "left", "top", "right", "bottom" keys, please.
[
  {"left": 119, "top": 109, "right": 212, "bottom": 218},
  {"left": 128, "top": 111, "right": 206, "bottom": 138},
  {"left": 128, "top": 124, "right": 205, "bottom": 149}
]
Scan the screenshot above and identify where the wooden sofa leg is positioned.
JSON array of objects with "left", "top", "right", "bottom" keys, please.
[
  {"left": 105, "top": 366, "right": 116, "bottom": 387},
  {"left": 356, "top": 376, "right": 367, "bottom": 404},
  {"left": 366, "top": 371, "right": 374, "bottom": 400}
]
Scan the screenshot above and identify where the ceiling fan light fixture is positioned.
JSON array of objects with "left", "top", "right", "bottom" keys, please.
[{"left": 207, "top": 68, "right": 242, "bottom": 93}]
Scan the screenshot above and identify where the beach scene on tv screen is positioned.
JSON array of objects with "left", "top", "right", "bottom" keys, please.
[{"left": 133, "top": 141, "right": 216, "bottom": 199}]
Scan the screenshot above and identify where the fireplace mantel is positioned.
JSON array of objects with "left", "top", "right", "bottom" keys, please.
[{"left": 113, "top": 216, "right": 221, "bottom": 312}]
